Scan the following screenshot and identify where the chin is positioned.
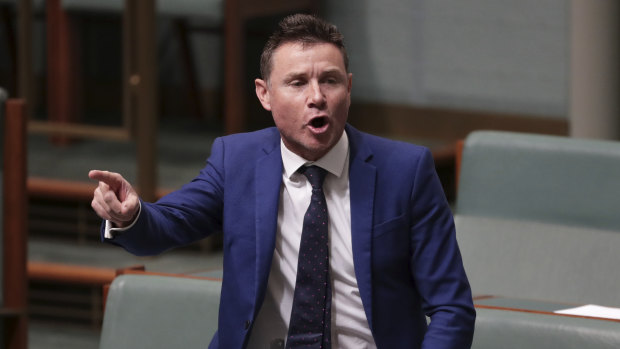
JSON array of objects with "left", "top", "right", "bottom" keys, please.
[{"left": 305, "top": 144, "right": 333, "bottom": 160}]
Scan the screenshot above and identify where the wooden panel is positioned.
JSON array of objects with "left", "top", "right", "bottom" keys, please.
[
  {"left": 28, "top": 262, "right": 117, "bottom": 285},
  {"left": 349, "top": 102, "right": 569, "bottom": 142},
  {"left": 123, "top": 0, "right": 158, "bottom": 202},
  {"left": 28, "top": 121, "right": 131, "bottom": 141},
  {"left": 27, "top": 177, "right": 172, "bottom": 201},
  {"left": 3, "top": 98, "right": 28, "bottom": 349},
  {"left": 46, "top": 0, "right": 80, "bottom": 144},
  {"left": 224, "top": 0, "right": 245, "bottom": 135},
  {"left": 16, "top": 0, "right": 32, "bottom": 115}
]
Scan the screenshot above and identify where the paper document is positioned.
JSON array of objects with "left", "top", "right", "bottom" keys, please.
[{"left": 554, "top": 304, "right": 620, "bottom": 320}]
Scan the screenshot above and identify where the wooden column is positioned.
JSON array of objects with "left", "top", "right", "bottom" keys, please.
[
  {"left": 3, "top": 99, "right": 28, "bottom": 349},
  {"left": 124, "top": 0, "right": 157, "bottom": 202},
  {"left": 570, "top": 0, "right": 620, "bottom": 139},
  {"left": 224, "top": 0, "right": 245, "bottom": 135},
  {"left": 16, "top": 0, "right": 32, "bottom": 111},
  {"left": 46, "top": 0, "right": 80, "bottom": 144},
  {"left": 175, "top": 19, "right": 204, "bottom": 120}
]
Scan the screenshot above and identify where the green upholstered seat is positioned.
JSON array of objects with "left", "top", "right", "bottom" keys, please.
[
  {"left": 456, "top": 131, "right": 620, "bottom": 347},
  {"left": 99, "top": 274, "right": 221, "bottom": 349},
  {"left": 455, "top": 131, "right": 620, "bottom": 305},
  {"left": 473, "top": 307, "right": 620, "bottom": 349},
  {"left": 456, "top": 215, "right": 620, "bottom": 306},
  {"left": 457, "top": 131, "right": 620, "bottom": 231}
]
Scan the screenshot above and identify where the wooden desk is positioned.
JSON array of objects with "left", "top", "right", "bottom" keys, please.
[{"left": 475, "top": 296, "right": 620, "bottom": 323}]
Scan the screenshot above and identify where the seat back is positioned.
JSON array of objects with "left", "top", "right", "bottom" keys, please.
[
  {"left": 455, "top": 131, "right": 620, "bottom": 306},
  {"left": 99, "top": 274, "right": 221, "bottom": 349},
  {"left": 456, "top": 131, "right": 620, "bottom": 231}
]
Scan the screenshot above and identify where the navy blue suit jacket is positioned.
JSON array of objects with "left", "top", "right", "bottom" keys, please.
[{"left": 107, "top": 124, "right": 475, "bottom": 348}]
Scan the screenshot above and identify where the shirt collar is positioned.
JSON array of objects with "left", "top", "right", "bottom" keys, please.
[{"left": 281, "top": 131, "right": 349, "bottom": 180}]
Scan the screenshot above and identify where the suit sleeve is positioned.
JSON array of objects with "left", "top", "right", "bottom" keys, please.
[
  {"left": 409, "top": 148, "right": 476, "bottom": 348},
  {"left": 102, "top": 137, "right": 226, "bottom": 256}
]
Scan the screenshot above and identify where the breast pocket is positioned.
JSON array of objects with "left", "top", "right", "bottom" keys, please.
[
  {"left": 372, "top": 213, "right": 411, "bottom": 273},
  {"left": 373, "top": 213, "right": 408, "bottom": 239}
]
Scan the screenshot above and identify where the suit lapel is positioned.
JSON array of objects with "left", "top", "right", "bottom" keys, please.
[
  {"left": 346, "top": 125, "right": 376, "bottom": 330},
  {"left": 254, "top": 135, "right": 283, "bottom": 313}
]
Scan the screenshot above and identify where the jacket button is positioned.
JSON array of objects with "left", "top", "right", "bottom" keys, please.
[{"left": 244, "top": 320, "right": 251, "bottom": 330}]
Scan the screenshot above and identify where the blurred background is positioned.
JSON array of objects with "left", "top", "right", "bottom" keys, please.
[{"left": 0, "top": 0, "right": 617, "bottom": 348}]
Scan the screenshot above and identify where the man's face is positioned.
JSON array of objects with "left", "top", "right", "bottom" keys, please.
[{"left": 255, "top": 42, "right": 352, "bottom": 161}]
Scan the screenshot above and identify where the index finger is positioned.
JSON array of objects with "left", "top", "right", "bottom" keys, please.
[{"left": 89, "top": 170, "right": 123, "bottom": 188}]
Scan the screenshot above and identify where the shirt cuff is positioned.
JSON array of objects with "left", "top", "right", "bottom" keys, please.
[{"left": 104, "top": 201, "right": 142, "bottom": 239}]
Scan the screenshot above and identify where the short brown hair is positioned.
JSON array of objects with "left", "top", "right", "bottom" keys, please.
[{"left": 260, "top": 13, "right": 349, "bottom": 81}]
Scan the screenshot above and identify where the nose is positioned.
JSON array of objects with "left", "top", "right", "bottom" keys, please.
[{"left": 307, "top": 80, "right": 326, "bottom": 108}]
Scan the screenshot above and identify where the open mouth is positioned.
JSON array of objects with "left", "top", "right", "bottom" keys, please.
[{"left": 310, "top": 116, "right": 328, "bottom": 129}]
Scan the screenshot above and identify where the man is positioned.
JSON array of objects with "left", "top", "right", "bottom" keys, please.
[{"left": 90, "top": 14, "right": 475, "bottom": 349}]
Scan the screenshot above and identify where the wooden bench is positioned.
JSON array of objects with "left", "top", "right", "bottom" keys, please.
[{"left": 28, "top": 262, "right": 145, "bottom": 327}]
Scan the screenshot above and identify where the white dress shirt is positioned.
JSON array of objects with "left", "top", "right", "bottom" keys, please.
[{"left": 247, "top": 132, "right": 376, "bottom": 348}]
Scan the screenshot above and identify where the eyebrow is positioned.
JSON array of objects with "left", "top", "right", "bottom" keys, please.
[
  {"left": 321, "top": 68, "right": 346, "bottom": 76},
  {"left": 282, "top": 67, "right": 346, "bottom": 81},
  {"left": 282, "top": 72, "right": 307, "bottom": 81}
]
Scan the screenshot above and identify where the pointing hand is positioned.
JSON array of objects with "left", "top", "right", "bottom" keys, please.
[{"left": 88, "top": 170, "right": 139, "bottom": 228}]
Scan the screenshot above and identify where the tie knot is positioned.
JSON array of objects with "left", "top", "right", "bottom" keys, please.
[{"left": 299, "top": 165, "right": 327, "bottom": 189}]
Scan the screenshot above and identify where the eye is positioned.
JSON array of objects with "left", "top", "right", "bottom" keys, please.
[
  {"left": 322, "top": 75, "right": 341, "bottom": 85},
  {"left": 289, "top": 80, "right": 306, "bottom": 87}
]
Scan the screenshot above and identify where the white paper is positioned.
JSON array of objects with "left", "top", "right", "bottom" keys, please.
[{"left": 554, "top": 304, "right": 620, "bottom": 320}]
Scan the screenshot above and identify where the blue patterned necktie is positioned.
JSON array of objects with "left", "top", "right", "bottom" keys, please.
[{"left": 286, "top": 165, "right": 332, "bottom": 349}]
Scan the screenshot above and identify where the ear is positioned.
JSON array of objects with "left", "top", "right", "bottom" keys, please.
[
  {"left": 346, "top": 73, "right": 353, "bottom": 107},
  {"left": 255, "top": 78, "right": 272, "bottom": 111},
  {"left": 347, "top": 73, "right": 353, "bottom": 94}
]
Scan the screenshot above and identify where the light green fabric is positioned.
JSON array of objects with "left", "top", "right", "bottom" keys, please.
[
  {"left": 473, "top": 308, "right": 620, "bottom": 349},
  {"left": 455, "top": 131, "right": 620, "bottom": 306},
  {"left": 457, "top": 131, "right": 620, "bottom": 232},
  {"left": 99, "top": 274, "right": 221, "bottom": 349},
  {"left": 456, "top": 215, "right": 620, "bottom": 307}
]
